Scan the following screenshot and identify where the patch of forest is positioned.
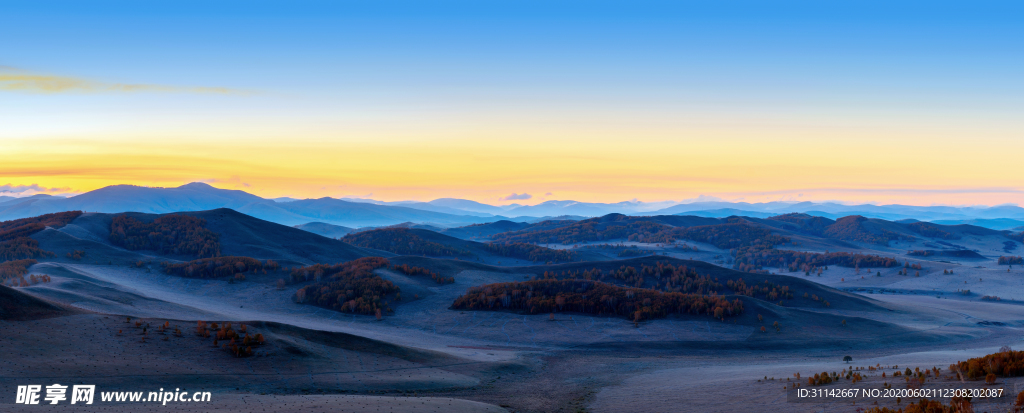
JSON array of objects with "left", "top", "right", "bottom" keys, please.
[
  {"left": 161, "top": 256, "right": 281, "bottom": 281},
  {"left": 907, "top": 250, "right": 984, "bottom": 259},
  {"left": 638, "top": 222, "right": 790, "bottom": 249},
  {"left": 0, "top": 259, "right": 38, "bottom": 287},
  {"left": 481, "top": 242, "right": 578, "bottom": 263},
  {"left": 731, "top": 246, "right": 899, "bottom": 273},
  {"left": 390, "top": 263, "right": 454, "bottom": 284},
  {"left": 951, "top": 348, "right": 1023, "bottom": 381},
  {"left": 292, "top": 257, "right": 398, "bottom": 317},
  {"left": 451, "top": 279, "right": 744, "bottom": 322},
  {"left": 0, "top": 211, "right": 83, "bottom": 261},
  {"left": 110, "top": 214, "right": 221, "bottom": 258},
  {"left": 529, "top": 261, "right": 806, "bottom": 307},
  {"left": 998, "top": 256, "right": 1023, "bottom": 265}
]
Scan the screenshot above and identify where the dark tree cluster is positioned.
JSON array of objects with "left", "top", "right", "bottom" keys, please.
[
  {"left": 390, "top": 263, "right": 454, "bottom": 284},
  {"left": 488, "top": 216, "right": 788, "bottom": 252},
  {"left": 451, "top": 279, "right": 743, "bottom": 322},
  {"left": 731, "top": 246, "right": 899, "bottom": 273},
  {"left": 823, "top": 216, "right": 914, "bottom": 245},
  {"left": 534, "top": 262, "right": 725, "bottom": 295},
  {"left": 907, "top": 250, "right": 933, "bottom": 257},
  {"left": 0, "top": 211, "right": 83, "bottom": 239},
  {"left": 726, "top": 279, "right": 795, "bottom": 302},
  {"left": 1007, "top": 231, "right": 1024, "bottom": 243},
  {"left": 66, "top": 250, "right": 86, "bottom": 260},
  {"left": 951, "top": 349, "right": 1024, "bottom": 380},
  {"left": 603, "top": 262, "right": 724, "bottom": 293},
  {"left": 998, "top": 256, "right": 1024, "bottom": 265},
  {"left": 904, "top": 222, "right": 960, "bottom": 240},
  {"left": 0, "top": 259, "right": 37, "bottom": 286},
  {"left": 195, "top": 321, "right": 265, "bottom": 358},
  {"left": 292, "top": 257, "right": 398, "bottom": 316},
  {"left": 162, "top": 256, "right": 280, "bottom": 279},
  {"left": 492, "top": 219, "right": 671, "bottom": 245},
  {"left": 0, "top": 211, "right": 82, "bottom": 262},
  {"left": 0, "top": 237, "right": 53, "bottom": 262},
  {"left": 482, "top": 242, "right": 578, "bottom": 263},
  {"left": 109, "top": 214, "right": 221, "bottom": 258},
  {"left": 639, "top": 223, "right": 791, "bottom": 249},
  {"left": 342, "top": 228, "right": 473, "bottom": 257}
]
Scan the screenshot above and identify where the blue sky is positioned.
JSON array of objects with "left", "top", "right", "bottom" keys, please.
[{"left": 1, "top": 1, "right": 1023, "bottom": 205}]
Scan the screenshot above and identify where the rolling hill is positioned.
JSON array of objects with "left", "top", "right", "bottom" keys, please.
[
  {"left": 0, "top": 183, "right": 502, "bottom": 228},
  {"left": 293, "top": 222, "right": 354, "bottom": 238},
  {"left": 341, "top": 227, "right": 609, "bottom": 265},
  {"left": 37, "top": 209, "right": 390, "bottom": 266}
]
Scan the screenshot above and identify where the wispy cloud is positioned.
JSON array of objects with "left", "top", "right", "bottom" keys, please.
[
  {"left": 502, "top": 193, "right": 532, "bottom": 201},
  {"left": 0, "top": 183, "right": 72, "bottom": 196},
  {"left": 0, "top": 67, "right": 243, "bottom": 95}
]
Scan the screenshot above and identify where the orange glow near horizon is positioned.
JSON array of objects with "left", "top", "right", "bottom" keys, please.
[
  {"left": 4, "top": 116, "right": 1024, "bottom": 207},
  {"left": 3, "top": 2, "right": 1023, "bottom": 209}
]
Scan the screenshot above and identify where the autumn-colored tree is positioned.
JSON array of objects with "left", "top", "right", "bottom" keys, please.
[
  {"left": 292, "top": 258, "right": 397, "bottom": 317},
  {"left": 109, "top": 214, "right": 220, "bottom": 258},
  {"left": 731, "top": 246, "right": 898, "bottom": 273},
  {"left": 999, "top": 256, "right": 1024, "bottom": 265},
  {"left": 452, "top": 278, "right": 743, "bottom": 323},
  {"left": 390, "top": 264, "right": 454, "bottom": 285},
  {"left": 0, "top": 212, "right": 83, "bottom": 261},
  {"left": 482, "top": 242, "right": 578, "bottom": 263}
]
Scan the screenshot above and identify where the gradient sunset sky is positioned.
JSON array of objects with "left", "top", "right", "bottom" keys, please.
[{"left": 2, "top": 1, "right": 1022, "bottom": 206}]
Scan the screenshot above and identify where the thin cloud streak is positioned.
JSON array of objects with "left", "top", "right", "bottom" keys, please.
[
  {"left": 0, "top": 68, "right": 244, "bottom": 95},
  {"left": 0, "top": 183, "right": 71, "bottom": 195}
]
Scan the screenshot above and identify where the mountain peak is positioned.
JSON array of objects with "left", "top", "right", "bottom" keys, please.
[{"left": 177, "top": 182, "right": 217, "bottom": 190}]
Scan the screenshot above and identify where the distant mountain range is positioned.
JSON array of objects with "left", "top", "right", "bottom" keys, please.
[{"left": 2, "top": 182, "right": 1024, "bottom": 230}]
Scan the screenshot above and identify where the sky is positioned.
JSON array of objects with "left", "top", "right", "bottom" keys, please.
[{"left": 1, "top": 0, "right": 1022, "bottom": 206}]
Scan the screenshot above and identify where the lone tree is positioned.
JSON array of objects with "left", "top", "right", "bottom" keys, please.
[{"left": 843, "top": 356, "right": 853, "bottom": 364}]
